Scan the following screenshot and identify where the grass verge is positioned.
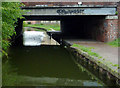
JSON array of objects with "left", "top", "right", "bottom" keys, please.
[
  {"left": 107, "top": 38, "right": 120, "bottom": 47},
  {"left": 71, "top": 44, "right": 120, "bottom": 73},
  {"left": 72, "top": 44, "right": 102, "bottom": 59},
  {"left": 24, "top": 23, "right": 60, "bottom": 31}
]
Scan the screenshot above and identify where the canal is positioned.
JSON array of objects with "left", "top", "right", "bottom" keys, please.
[{"left": 2, "top": 27, "right": 113, "bottom": 87}]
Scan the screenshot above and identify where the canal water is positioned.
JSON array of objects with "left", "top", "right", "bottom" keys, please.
[{"left": 3, "top": 27, "right": 105, "bottom": 86}]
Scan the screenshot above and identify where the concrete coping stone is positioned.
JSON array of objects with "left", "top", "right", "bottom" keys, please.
[
  {"left": 105, "top": 16, "right": 118, "bottom": 19},
  {"left": 70, "top": 46, "right": 120, "bottom": 79}
]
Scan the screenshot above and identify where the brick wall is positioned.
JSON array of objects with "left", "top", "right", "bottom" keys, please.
[
  {"left": 117, "top": 2, "right": 120, "bottom": 37},
  {"left": 22, "top": 2, "right": 117, "bottom": 6},
  {"left": 94, "top": 19, "right": 118, "bottom": 42},
  {"left": 104, "top": 19, "right": 118, "bottom": 42},
  {"left": 82, "top": 2, "right": 117, "bottom": 5},
  {"left": 22, "top": 2, "right": 78, "bottom": 6},
  {"left": 89, "top": 18, "right": 118, "bottom": 42}
]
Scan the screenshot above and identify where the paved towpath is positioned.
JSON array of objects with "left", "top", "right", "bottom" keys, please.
[{"left": 65, "top": 39, "right": 119, "bottom": 74}]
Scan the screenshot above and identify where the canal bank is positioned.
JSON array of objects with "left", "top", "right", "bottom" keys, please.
[
  {"left": 3, "top": 27, "right": 119, "bottom": 87},
  {"left": 2, "top": 27, "right": 105, "bottom": 86},
  {"left": 62, "top": 39, "right": 120, "bottom": 86},
  {"left": 23, "top": 27, "right": 120, "bottom": 87},
  {"left": 23, "top": 26, "right": 120, "bottom": 87}
]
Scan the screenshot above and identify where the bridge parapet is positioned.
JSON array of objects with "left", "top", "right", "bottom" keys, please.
[{"left": 22, "top": 5, "right": 117, "bottom": 16}]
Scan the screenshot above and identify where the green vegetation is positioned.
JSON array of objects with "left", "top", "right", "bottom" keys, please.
[
  {"left": 115, "top": 11, "right": 118, "bottom": 15},
  {"left": 107, "top": 38, "right": 120, "bottom": 47},
  {"left": 24, "top": 23, "right": 60, "bottom": 31},
  {"left": 1, "top": 2, "right": 24, "bottom": 86},
  {"left": 72, "top": 44, "right": 119, "bottom": 73},
  {"left": 1, "top": 2, "right": 24, "bottom": 56},
  {"left": 72, "top": 44, "right": 102, "bottom": 59}
]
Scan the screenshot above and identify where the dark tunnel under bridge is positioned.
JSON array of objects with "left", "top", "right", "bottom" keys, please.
[{"left": 15, "top": 6, "right": 118, "bottom": 42}]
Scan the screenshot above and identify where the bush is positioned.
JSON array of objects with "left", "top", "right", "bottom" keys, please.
[
  {"left": 27, "top": 22, "right": 31, "bottom": 24},
  {"left": 2, "top": 2, "right": 24, "bottom": 56},
  {"left": 1, "top": 2, "right": 24, "bottom": 86}
]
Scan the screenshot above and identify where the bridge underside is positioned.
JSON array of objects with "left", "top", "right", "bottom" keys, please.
[{"left": 23, "top": 15, "right": 118, "bottom": 42}]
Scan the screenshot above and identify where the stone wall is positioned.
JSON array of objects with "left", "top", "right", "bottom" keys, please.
[{"left": 66, "top": 46, "right": 120, "bottom": 85}]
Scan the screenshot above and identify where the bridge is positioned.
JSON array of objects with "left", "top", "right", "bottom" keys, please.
[
  {"left": 22, "top": 5, "right": 116, "bottom": 16},
  {"left": 15, "top": 3, "right": 119, "bottom": 42}
]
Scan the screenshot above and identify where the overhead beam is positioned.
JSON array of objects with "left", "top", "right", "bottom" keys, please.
[{"left": 22, "top": 7, "right": 116, "bottom": 16}]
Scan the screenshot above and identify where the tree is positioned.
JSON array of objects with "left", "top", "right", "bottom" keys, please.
[
  {"left": 1, "top": 2, "right": 24, "bottom": 56},
  {"left": 1, "top": 2, "right": 25, "bottom": 86}
]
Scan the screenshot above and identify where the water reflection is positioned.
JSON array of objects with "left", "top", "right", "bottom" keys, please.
[
  {"left": 19, "top": 76, "right": 102, "bottom": 86},
  {"left": 8, "top": 46, "right": 104, "bottom": 86},
  {"left": 2, "top": 27, "right": 104, "bottom": 86}
]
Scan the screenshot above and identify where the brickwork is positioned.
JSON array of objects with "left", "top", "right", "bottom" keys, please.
[
  {"left": 82, "top": 2, "right": 117, "bottom": 5},
  {"left": 104, "top": 19, "right": 118, "bottom": 42},
  {"left": 94, "top": 19, "right": 118, "bottom": 42},
  {"left": 117, "top": 2, "right": 120, "bottom": 37},
  {"left": 22, "top": 2, "right": 78, "bottom": 6},
  {"left": 90, "top": 18, "right": 118, "bottom": 42},
  {"left": 22, "top": 2, "right": 117, "bottom": 6},
  {"left": 22, "top": 2, "right": 120, "bottom": 42}
]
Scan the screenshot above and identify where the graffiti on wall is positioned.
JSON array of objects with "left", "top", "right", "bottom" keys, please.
[{"left": 57, "top": 9, "right": 84, "bottom": 15}]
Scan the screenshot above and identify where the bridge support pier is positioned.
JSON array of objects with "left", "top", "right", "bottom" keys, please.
[
  {"left": 97, "top": 16, "right": 118, "bottom": 42},
  {"left": 13, "top": 19, "right": 24, "bottom": 46},
  {"left": 117, "top": 2, "right": 120, "bottom": 37}
]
